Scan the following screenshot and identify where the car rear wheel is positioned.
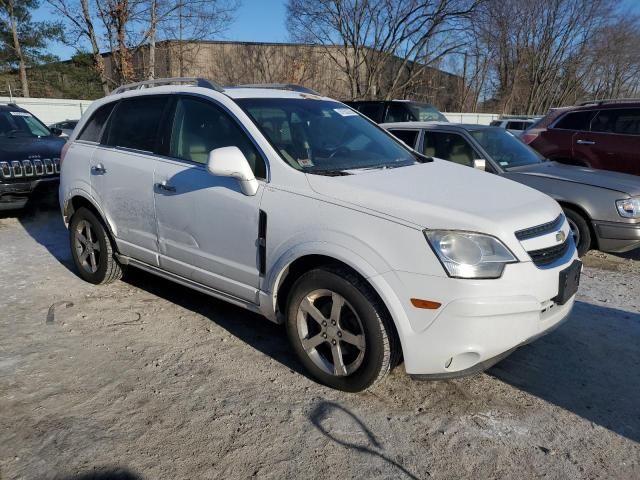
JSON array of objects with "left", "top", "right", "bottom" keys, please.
[
  {"left": 285, "top": 266, "right": 399, "bottom": 392},
  {"left": 69, "top": 207, "right": 124, "bottom": 284},
  {"left": 563, "top": 207, "right": 591, "bottom": 257}
]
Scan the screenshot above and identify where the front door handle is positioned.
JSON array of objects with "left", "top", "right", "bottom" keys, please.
[
  {"left": 91, "top": 163, "right": 106, "bottom": 174},
  {"left": 156, "top": 180, "right": 176, "bottom": 192},
  {"left": 576, "top": 139, "right": 595, "bottom": 145}
]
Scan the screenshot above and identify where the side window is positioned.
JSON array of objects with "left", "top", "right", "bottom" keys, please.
[
  {"left": 77, "top": 103, "right": 116, "bottom": 142},
  {"left": 385, "top": 103, "right": 415, "bottom": 123},
  {"left": 506, "top": 121, "right": 526, "bottom": 130},
  {"left": 357, "top": 103, "right": 384, "bottom": 123},
  {"left": 553, "top": 111, "right": 594, "bottom": 131},
  {"left": 423, "top": 131, "right": 475, "bottom": 167},
  {"left": 489, "top": 120, "right": 502, "bottom": 127},
  {"left": 170, "top": 97, "right": 266, "bottom": 179},
  {"left": 389, "top": 129, "right": 419, "bottom": 148},
  {"left": 104, "top": 96, "right": 168, "bottom": 152},
  {"left": 592, "top": 109, "right": 640, "bottom": 135}
]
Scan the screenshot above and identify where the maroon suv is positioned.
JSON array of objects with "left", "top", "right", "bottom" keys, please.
[{"left": 523, "top": 100, "right": 640, "bottom": 176}]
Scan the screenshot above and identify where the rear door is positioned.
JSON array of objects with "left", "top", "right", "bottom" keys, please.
[
  {"left": 91, "top": 95, "right": 171, "bottom": 265},
  {"left": 576, "top": 108, "right": 640, "bottom": 175}
]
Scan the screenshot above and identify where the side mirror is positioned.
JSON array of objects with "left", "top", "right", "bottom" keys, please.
[
  {"left": 50, "top": 127, "right": 63, "bottom": 136},
  {"left": 473, "top": 159, "right": 486, "bottom": 171},
  {"left": 207, "top": 146, "right": 259, "bottom": 196}
]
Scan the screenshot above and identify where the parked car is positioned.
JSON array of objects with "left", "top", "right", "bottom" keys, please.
[
  {"left": 0, "top": 103, "right": 66, "bottom": 210},
  {"left": 49, "top": 119, "right": 79, "bottom": 137},
  {"left": 490, "top": 117, "right": 538, "bottom": 134},
  {"left": 383, "top": 122, "right": 640, "bottom": 256},
  {"left": 344, "top": 99, "right": 448, "bottom": 123},
  {"left": 523, "top": 100, "right": 640, "bottom": 176},
  {"left": 60, "top": 78, "right": 579, "bottom": 392}
]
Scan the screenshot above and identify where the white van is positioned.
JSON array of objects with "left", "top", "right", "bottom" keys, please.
[{"left": 59, "top": 79, "right": 580, "bottom": 391}]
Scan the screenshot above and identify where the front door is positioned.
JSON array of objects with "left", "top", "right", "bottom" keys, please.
[{"left": 153, "top": 95, "right": 268, "bottom": 303}]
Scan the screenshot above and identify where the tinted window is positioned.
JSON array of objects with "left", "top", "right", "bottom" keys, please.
[
  {"left": 356, "top": 103, "right": 384, "bottom": 122},
  {"left": 591, "top": 109, "right": 640, "bottom": 135},
  {"left": 506, "top": 121, "right": 528, "bottom": 130},
  {"left": 105, "top": 97, "right": 168, "bottom": 151},
  {"left": 170, "top": 97, "right": 266, "bottom": 178},
  {"left": 386, "top": 103, "right": 413, "bottom": 122},
  {"left": 554, "top": 110, "right": 594, "bottom": 131},
  {"left": 490, "top": 120, "right": 502, "bottom": 127},
  {"left": 423, "top": 131, "right": 475, "bottom": 167},
  {"left": 389, "top": 129, "right": 419, "bottom": 148},
  {"left": 78, "top": 103, "right": 115, "bottom": 142}
]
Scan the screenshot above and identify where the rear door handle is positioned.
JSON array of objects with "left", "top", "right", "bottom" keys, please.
[
  {"left": 156, "top": 180, "right": 176, "bottom": 192},
  {"left": 576, "top": 139, "right": 595, "bottom": 145},
  {"left": 91, "top": 163, "right": 106, "bottom": 174}
]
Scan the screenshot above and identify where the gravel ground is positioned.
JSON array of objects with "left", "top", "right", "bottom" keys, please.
[{"left": 1, "top": 205, "right": 639, "bottom": 480}]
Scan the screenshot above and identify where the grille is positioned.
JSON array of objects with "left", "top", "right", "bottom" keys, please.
[
  {"left": 515, "top": 214, "right": 564, "bottom": 241},
  {"left": 527, "top": 239, "right": 571, "bottom": 267},
  {"left": 0, "top": 159, "right": 58, "bottom": 179}
]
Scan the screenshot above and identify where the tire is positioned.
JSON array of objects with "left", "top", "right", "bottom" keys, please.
[
  {"left": 285, "top": 266, "right": 400, "bottom": 392},
  {"left": 69, "top": 207, "right": 124, "bottom": 284},
  {"left": 563, "top": 206, "right": 592, "bottom": 257}
]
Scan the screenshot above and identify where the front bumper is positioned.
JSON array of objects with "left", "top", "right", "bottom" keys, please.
[
  {"left": 0, "top": 178, "right": 59, "bottom": 210},
  {"left": 592, "top": 219, "right": 640, "bottom": 253},
  {"left": 374, "top": 255, "right": 578, "bottom": 377}
]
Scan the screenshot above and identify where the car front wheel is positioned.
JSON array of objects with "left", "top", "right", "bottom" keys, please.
[
  {"left": 285, "top": 266, "right": 399, "bottom": 392},
  {"left": 563, "top": 206, "right": 592, "bottom": 257}
]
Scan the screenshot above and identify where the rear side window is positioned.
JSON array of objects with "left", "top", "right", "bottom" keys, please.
[
  {"left": 591, "top": 109, "right": 640, "bottom": 135},
  {"left": 389, "top": 129, "right": 419, "bottom": 148},
  {"left": 104, "top": 97, "right": 168, "bottom": 152},
  {"left": 386, "top": 103, "right": 413, "bottom": 122},
  {"left": 553, "top": 110, "right": 594, "bottom": 131},
  {"left": 490, "top": 120, "right": 502, "bottom": 127},
  {"left": 170, "top": 97, "right": 266, "bottom": 178},
  {"left": 423, "top": 131, "right": 476, "bottom": 167},
  {"left": 506, "top": 121, "right": 527, "bottom": 130},
  {"left": 78, "top": 103, "right": 115, "bottom": 142}
]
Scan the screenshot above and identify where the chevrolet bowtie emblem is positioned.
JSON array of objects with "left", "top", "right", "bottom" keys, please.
[{"left": 556, "top": 230, "right": 566, "bottom": 243}]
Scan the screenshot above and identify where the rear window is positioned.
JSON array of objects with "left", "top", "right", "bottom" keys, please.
[
  {"left": 78, "top": 103, "right": 115, "bottom": 142},
  {"left": 553, "top": 110, "right": 594, "bottom": 131},
  {"left": 591, "top": 108, "right": 640, "bottom": 135},
  {"left": 389, "top": 129, "right": 419, "bottom": 148},
  {"left": 104, "top": 97, "right": 169, "bottom": 152}
]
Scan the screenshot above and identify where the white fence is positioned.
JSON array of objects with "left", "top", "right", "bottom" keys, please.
[
  {"left": 2, "top": 96, "right": 503, "bottom": 126},
  {"left": 0, "top": 97, "right": 94, "bottom": 125}
]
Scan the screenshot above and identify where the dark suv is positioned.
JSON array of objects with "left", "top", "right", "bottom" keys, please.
[
  {"left": 0, "top": 104, "right": 66, "bottom": 210},
  {"left": 344, "top": 100, "right": 448, "bottom": 124},
  {"left": 523, "top": 100, "right": 640, "bottom": 176}
]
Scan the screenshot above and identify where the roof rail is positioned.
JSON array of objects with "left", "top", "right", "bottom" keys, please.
[
  {"left": 234, "top": 83, "right": 320, "bottom": 95},
  {"left": 577, "top": 98, "right": 640, "bottom": 106},
  {"left": 111, "top": 77, "right": 224, "bottom": 95}
]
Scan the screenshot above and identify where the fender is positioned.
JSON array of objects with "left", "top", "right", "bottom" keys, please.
[{"left": 63, "top": 186, "right": 118, "bottom": 239}]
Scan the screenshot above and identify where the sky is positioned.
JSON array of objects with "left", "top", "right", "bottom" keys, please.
[{"left": 35, "top": 0, "right": 289, "bottom": 61}]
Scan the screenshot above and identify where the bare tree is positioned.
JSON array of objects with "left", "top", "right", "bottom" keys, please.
[{"left": 286, "top": 0, "right": 479, "bottom": 101}]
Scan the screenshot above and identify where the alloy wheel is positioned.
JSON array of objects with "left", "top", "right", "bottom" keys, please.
[
  {"left": 74, "top": 219, "right": 101, "bottom": 274},
  {"left": 296, "top": 289, "right": 366, "bottom": 377}
]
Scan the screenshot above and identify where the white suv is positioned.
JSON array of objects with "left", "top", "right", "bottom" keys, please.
[{"left": 59, "top": 78, "right": 580, "bottom": 391}]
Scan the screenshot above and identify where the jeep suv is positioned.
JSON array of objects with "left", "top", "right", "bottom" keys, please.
[
  {"left": 60, "top": 78, "right": 579, "bottom": 391},
  {"left": 524, "top": 100, "right": 640, "bottom": 176},
  {"left": 0, "top": 104, "right": 66, "bottom": 210},
  {"left": 344, "top": 100, "right": 448, "bottom": 124}
]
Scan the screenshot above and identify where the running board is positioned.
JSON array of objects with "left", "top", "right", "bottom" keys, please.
[{"left": 116, "top": 254, "right": 263, "bottom": 314}]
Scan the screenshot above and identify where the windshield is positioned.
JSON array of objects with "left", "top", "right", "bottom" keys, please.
[
  {"left": 469, "top": 127, "right": 543, "bottom": 169},
  {"left": 407, "top": 103, "right": 449, "bottom": 122},
  {"left": 0, "top": 111, "right": 51, "bottom": 138},
  {"left": 236, "top": 98, "right": 417, "bottom": 174}
]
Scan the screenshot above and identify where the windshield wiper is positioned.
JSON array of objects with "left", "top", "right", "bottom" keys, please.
[{"left": 306, "top": 169, "right": 352, "bottom": 176}]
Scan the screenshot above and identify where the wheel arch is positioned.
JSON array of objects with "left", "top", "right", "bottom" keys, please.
[
  {"left": 64, "top": 191, "right": 118, "bottom": 242},
  {"left": 557, "top": 200, "right": 597, "bottom": 249}
]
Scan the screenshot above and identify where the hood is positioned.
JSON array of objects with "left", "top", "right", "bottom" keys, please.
[
  {"left": 0, "top": 136, "right": 66, "bottom": 161},
  {"left": 509, "top": 161, "right": 640, "bottom": 196},
  {"left": 306, "top": 159, "right": 562, "bottom": 239}
]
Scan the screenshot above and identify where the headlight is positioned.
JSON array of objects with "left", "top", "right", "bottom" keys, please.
[
  {"left": 616, "top": 197, "right": 640, "bottom": 218},
  {"left": 424, "top": 230, "right": 517, "bottom": 279}
]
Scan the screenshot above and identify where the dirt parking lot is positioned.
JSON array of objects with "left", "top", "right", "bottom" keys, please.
[{"left": 1, "top": 205, "right": 639, "bottom": 480}]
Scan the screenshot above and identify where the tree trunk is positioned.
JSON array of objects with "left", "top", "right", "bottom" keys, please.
[
  {"left": 81, "top": 0, "right": 110, "bottom": 95},
  {"left": 148, "top": 0, "right": 157, "bottom": 79},
  {"left": 7, "top": 0, "right": 29, "bottom": 97}
]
